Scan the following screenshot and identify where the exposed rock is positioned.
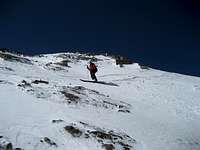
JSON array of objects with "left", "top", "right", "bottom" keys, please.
[
  {"left": 41, "top": 137, "right": 57, "bottom": 147},
  {"left": 103, "top": 101, "right": 118, "bottom": 107},
  {"left": 102, "top": 144, "right": 115, "bottom": 150},
  {"left": 0, "top": 52, "right": 32, "bottom": 64},
  {"left": 118, "top": 109, "right": 131, "bottom": 113},
  {"left": 70, "top": 86, "right": 86, "bottom": 92},
  {"left": 61, "top": 86, "right": 131, "bottom": 112},
  {"left": 56, "top": 53, "right": 102, "bottom": 62},
  {"left": 45, "top": 63, "right": 65, "bottom": 71},
  {"left": 0, "top": 67, "right": 14, "bottom": 71},
  {"left": 115, "top": 55, "right": 134, "bottom": 66},
  {"left": 52, "top": 119, "right": 64, "bottom": 123},
  {"left": 0, "top": 138, "right": 13, "bottom": 150},
  {"left": 32, "top": 80, "right": 49, "bottom": 84},
  {"left": 0, "top": 48, "right": 10, "bottom": 53},
  {"left": 17, "top": 80, "right": 31, "bottom": 88},
  {"left": 64, "top": 122, "right": 136, "bottom": 150},
  {"left": 61, "top": 91, "right": 80, "bottom": 103},
  {"left": 0, "top": 136, "right": 23, "bottom": 149},
  {"left": 79, "top": 121, "right": 89, "bottom": 126},
  {"left": 118, "top": 141, "right": 132, "bottom": 150},
  {"left": 64, "top": 126, "right": 83, "bottom": 137},
  {"left": 90, "top": 131, "right": 112, "bottom": 140},
  {"left": 56, "top": 60, "right": 71, "bottom": 67},
  {"left": 0, "top": 48, "right": 22, "bottom": 55}
]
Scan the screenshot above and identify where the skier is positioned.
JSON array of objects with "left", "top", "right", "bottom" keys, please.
[{"left": 87, "top": 61, "right": 98, "bottom": 82}]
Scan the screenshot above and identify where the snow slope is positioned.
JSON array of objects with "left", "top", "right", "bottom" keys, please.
[{"left": 0, "top": 51, "right": 200, "bottom": 150}]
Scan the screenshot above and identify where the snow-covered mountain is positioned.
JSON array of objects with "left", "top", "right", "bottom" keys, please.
[{"left": 0, "top": 51, "right": 200, "bottom": 150}]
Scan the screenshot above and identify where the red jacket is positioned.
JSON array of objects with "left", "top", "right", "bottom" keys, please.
[{"left": 87, "top": 63, "right": 97, "bottom": 73}]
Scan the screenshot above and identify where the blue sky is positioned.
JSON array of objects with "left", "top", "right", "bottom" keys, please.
[{"left": 0, "top": 0, "right": 200, "bottom": 76}]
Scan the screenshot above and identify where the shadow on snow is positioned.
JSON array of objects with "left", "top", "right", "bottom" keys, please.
[{"left": 80, "top": 79, "right": 119, "bottom": 87}]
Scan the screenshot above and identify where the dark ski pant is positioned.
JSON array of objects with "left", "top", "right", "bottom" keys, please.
[{"left": 90, "top": 72, "right": 97, "bottom": 81}]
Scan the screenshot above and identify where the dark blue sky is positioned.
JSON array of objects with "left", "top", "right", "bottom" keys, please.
[{"left": 0, "top": 0, "right": 200, "bottom": 76}]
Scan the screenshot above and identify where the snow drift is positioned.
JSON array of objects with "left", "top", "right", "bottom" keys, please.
[{"left": 0, "top": 51, "right": 200, "bottom": 150}]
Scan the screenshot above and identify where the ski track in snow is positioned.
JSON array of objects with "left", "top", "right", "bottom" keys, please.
[{"left": 0, "top": 52, "right": 200, "bottom": 150}]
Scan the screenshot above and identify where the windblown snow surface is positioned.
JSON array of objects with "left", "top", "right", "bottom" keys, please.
[{"left": 0, "top": 51, "right": 200, "bottom": 150}]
